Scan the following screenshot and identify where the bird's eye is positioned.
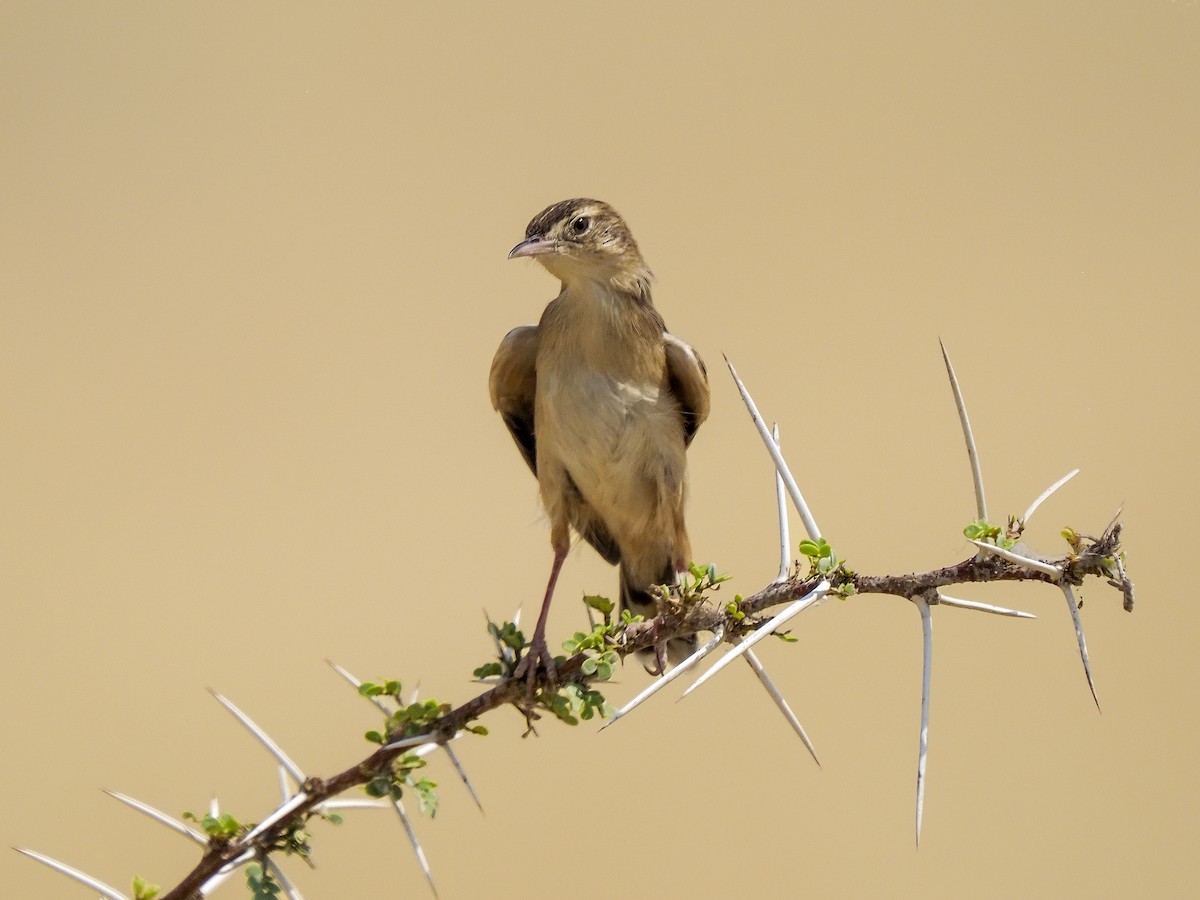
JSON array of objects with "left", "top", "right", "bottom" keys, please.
[{"left": 571, "top": 215, "right": 590, "bottom": 235}]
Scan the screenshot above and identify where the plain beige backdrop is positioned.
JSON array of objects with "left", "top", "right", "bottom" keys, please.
[{"left": 3, "top": 2, "right": 1197, "bottom": 897}]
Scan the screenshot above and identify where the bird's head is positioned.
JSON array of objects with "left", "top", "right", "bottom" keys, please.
[{"left": 508, "top": 199, "right": 652, "bottom": 301}]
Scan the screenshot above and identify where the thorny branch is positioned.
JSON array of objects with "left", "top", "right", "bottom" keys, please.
[{"left": 147, "top": 515, "right": 1130, "bottom": 900}]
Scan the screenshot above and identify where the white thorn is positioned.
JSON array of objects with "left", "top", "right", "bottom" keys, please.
[
  {"left": 392, "top": 797, "right": 438, "bottom": 897},
  {"left": 967, "top": 539, "right": 1063, "bottom": 577},
  {"left": 442, "top": 744, "right": 484, "bottom": 813},
  {"left": 264, "top": 855, "right": 305, "bottom": 900},
  {"left": 772, "top": 423, "right": 791, "bottom": 582},
  {"left": 383, "top": 734, "right": 440, "bottom": 753},
  {"left": 244, "top": 791, "right": 309, "bottom": 843},
  {"left": 682, "top": 583, "right": 829, "bottom": 699},
  {"left": 726, "top": 356, "right": 822, "bottom": 540},
  {"left": 277, "top": 764, "right": 291, "bottom": 802},
  {"left": 936, "top": 594, "right": 1037, "bottom": 619},
  {"left": 601, "top": 627, "right": 725, "bottom": 728},
  {"left": 104, "top": 789, "right": 206, "bottom": 846},
  {"left": 1022, "top": 468, "right": 1080, "bottom": 524},
  {"left": 939, "top": 339, "right": 987, "bottom": 522},
  {"left": 15, "top": 848, "right": 130, "bottom": 899},
  {"left": 326, "top": 659, "right": 394, "bottom": 715},
  {"left": 743, "top": 648, "right": 820, "bottom": 765},
  {"left": 914, "top": 595, "right": 933, "bottom": 846},
  {"left": 200, "top": 855, "right": 256, "bottom": 894},
  {"left": 318, "top": 798, "right": 390, "bottom": 811},
  {"left": 1062, "top": 583, "right": 1101, "bottom": 711},
  {"left": 209, "top": 690, "right": 307, "bottom": 785}
]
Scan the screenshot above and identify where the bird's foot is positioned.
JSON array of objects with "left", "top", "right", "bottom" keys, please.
[
  {"left": 625, "top": 618, "right": 670, "bottom": 676},
  {"left": 512, "top": 633, "right": 558, "bottom": 707},
  {"left": 643, "top": 641, "right": 669, "bottom": 677}
]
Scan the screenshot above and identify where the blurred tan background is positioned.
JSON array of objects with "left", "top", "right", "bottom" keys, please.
[{"left": 3, "top": 2, "right": 1197, "bottom": 897}]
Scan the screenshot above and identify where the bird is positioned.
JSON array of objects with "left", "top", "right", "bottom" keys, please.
[{"left": 489, "top": 198, "right": 710, "bottom": 691}]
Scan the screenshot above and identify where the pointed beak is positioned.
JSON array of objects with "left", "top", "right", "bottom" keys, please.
[{"left": 508, "top": 235, "right": 558, "bottom": 259}]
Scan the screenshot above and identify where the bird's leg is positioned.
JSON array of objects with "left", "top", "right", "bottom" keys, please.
[
  {"left": 513, "top": 543, "right": 567, "bottom": 702},
  {"left": 643, "top": 559, "right": 690, "bottom": 675}
]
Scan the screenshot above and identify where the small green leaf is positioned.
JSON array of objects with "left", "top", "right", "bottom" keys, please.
[
  {"left": 412, "top": 777, "right": 439, "bottom": 817},
  {"left": 365, "top": 777, "right": 390, "bottom": 798},
  {"left": 583, "top": 594, "right": 615, "bottom": 615},
  {"left": 132, "top": 875, "right": 160, "bottom": 900}
]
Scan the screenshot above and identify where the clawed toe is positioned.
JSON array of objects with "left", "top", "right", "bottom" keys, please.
[{"left": 512, "top": 636, "right": 557, "bottom": 706}]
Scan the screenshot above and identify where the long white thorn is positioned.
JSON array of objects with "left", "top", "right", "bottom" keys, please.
[
  {"left": 1023, "top": 468, "right": 1080, "bottom": 524},
  {"left": 726, "top": 356, "right": 822, "bottom": 540},
  {"left": 200, "top": 847, "right": 260, "bottom": 891},
  {"left": 967, "top": 539, "right": 1063, "bottom": 577},
  {"left": 264, "top": 856, "right": 305, "bottom": 900},
  {"left": 318, "top": 798, "right": 390, "bottom": 812},
  {"left": 104, "top": 789, "right": 206, "bottom": 846},
  {"left": 602, "top": 626, "right": 725, "bottom": 727},
  {"left": 772, "top": 423, "right": 792, "bottom": 582},
  {"left": 914, "top": 595, "right": 933, "bottom": 846},
  {"left": 743, "top": 647, "right": 820, "bottom": 765},
  {"left": 939, "top": 339, "right": 987, "bottom": 522},
  {"left": 936, "top": 594, "right": 1037, "bottom": 619},
  {"left": 682, "top": 583, "right": 829, "bottom": 699},
  {"left": 1062, "top": 583, "right": 1101, "bottom": 711},
  {"left": 14, "top": 848, "right": 129, "bottom": 899},
  {"left": 209, "top": 690, "right": 307, "bottom": 785},
  {"left": 442, "top": 744, "right": 484, "bottom": 812},
  {"left": 199, "top": 865, "right": 243, "bottom": 894},
  {"left": 384, "top": 734, "right": 441, "bottom": 753},
  {"left": 326, "top": 659, "right": 394, "bottom": 715},
  {"left": 244, "top": 791, "right": 309, "bottom": 843},
  {"left": 392, "top": 797, "right": 438, "bottom": 897}
]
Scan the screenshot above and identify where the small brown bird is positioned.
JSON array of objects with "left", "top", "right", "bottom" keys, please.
[{"left": 490, "top": 199, "right": 710, "bottom": 686}]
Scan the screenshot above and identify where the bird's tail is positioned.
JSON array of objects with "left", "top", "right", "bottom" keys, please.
[{"left": 619, "top": 562, "right": 697, "bottom": 670}]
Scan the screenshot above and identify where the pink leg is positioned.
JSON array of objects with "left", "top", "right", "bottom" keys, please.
[
  {"left": 531, "top": 546, "right": 567, "bottom": 651},
  {"left": 513, "top": 544, "right": 568, "bottom": 698}
]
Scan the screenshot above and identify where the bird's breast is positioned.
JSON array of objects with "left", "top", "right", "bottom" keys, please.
[{"left": 536, "top": 363, "right": 683, "bottom": 506}]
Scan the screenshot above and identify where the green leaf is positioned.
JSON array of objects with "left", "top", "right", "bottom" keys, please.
[
  {"left": 412, "top": 777, "right": 439, "bottom": 817},
  {"left": 132, "top": 875, "right": 160, "bottom": 900},
  {"left": 246, "top": 863, "right": 281, "bottom": 898},
  {"left": 365, "top": 777, "right": 390, "bottom": 798},
  {"left": 583, "top": 594, "right": 615, "bottom": 615}
]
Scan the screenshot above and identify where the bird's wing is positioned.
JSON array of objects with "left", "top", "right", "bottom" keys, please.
[
  {"left": 489, "top": 325, "right": 539, "bottom": 475},
  {"left": 490, "top": 324, "right": 622, "bottom": 565},
  {"left": 663, "top": 332, "right": 710, "bottom": 446}
]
